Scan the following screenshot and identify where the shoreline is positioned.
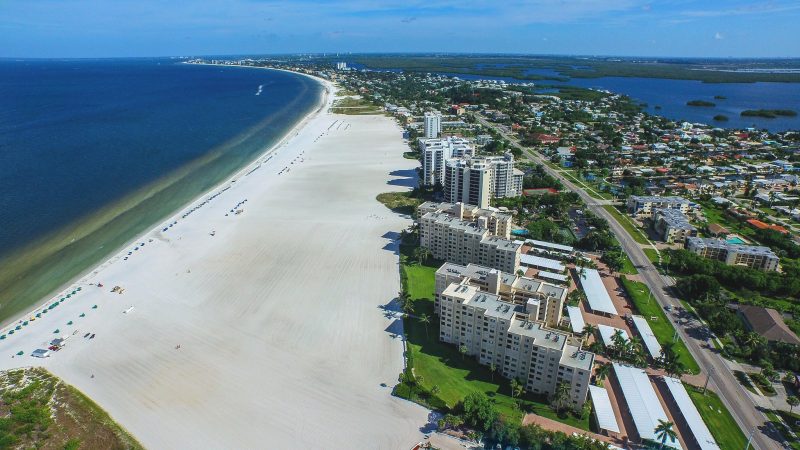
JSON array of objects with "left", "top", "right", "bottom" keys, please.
[
  {"left": 0, "top": 72, "right": 429, "bottom": 448},
  {"left": 0, "top": 68, "right": 333, "bottom": 333}
]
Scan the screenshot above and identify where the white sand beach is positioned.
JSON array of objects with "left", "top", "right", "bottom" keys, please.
[{"left": 0, "top": 77, "right": 431, "bottom": 449}]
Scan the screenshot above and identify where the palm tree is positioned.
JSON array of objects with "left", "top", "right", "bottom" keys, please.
[
  {"left": 418, "top": 313, "right": 430, "bottom": 339},
  {"left": 787, "top": 396, "right": 799, "bottom": 414},
  {"left": 458, "top": 344, "right": 468, "bottom": 361},
  {"left": 413, "top": 246, "right": 431, "bottom": 265},
  {"left": 550, "top": 382, "right": 572, "bottom": 415},
  {"left": 402, "top": 298, "right": 415, "bottom": 317},
  {"left": 595, "top": 363, "right": 611, "bottom": 382},
  {"left": 654, "top": 420, "right": 677, "bottom": 449},
  {"left": 430, "top": 384, "right": 440, "bottom": 397},
  {"left": 510, "top": 378, "right": 524, "bottom": 399},
  {"left": 489, "top": 363, "right": 497, "bottom": 382}
]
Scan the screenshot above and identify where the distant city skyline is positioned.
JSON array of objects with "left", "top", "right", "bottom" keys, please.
[{"left": 2, "top": 0, "right": 800, "bottom": 58}]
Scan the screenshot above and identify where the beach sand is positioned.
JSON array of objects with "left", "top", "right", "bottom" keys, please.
[{"left": 0, "top": 79, "right": 430, "bottom": 449}]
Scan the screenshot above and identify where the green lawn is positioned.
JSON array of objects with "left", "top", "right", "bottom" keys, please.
[
  {"left": 397, "top": 245, "right": 590, "bottom": 429},
  {"left": 685, "top": 384, "right": 748, "bottom": 450},
  {"left": 619, "top": 277, "right": 701, "bottom": 374},
  {"left": 560, "top": 171, "right": 614, "bottom": 201},
  {"left": 376, "top": 191, "right": 422, "bottom": 215},
  {"left": 643, "top": 248, "right": 660, "bottom": 264},
  {"left": 697, "top": 201, "right": 756, "bottom": 239},
  {"left": 603, "top": 205, "right": 651, "bottom": 245},
  {"left": 619, "top": 252, "right": 638, "bottom": 275}
]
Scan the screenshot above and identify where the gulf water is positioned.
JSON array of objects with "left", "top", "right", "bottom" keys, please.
[{"left": 0, "top": 59, "right": 322, "bottom": 322}]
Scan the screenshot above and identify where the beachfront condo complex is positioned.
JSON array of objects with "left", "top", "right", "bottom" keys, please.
[
  {"left": 443, "top": 154, "right": 524, "bottom": 209},
  {"left": 434, "top": 262, "right": 567, "bottom": 328},
  {"left": 438, "top": 281, "right": 593, "bottom": 407},
  {"left": 419, "top": 137, "right": 475, "bottom": 187},
  {"left": 418, "top": 203, "right": 520, "bottom": 274}
]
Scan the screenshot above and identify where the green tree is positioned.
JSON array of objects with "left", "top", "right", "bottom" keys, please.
[
  {"left": 489, "top": 363, "right": 497, "bottom": 381},
  {"left": 550, "top": 382, "right": 572, "bottom": 415},
  {"left": 459, "top": 344, "right": 468, "bottom": 361},
  {"left": 413, "top": 246, "right": 431, "bottom": 265},
  {"left": 461, "top": 392, "right": 498, "bottom": 432},
  {"left": 787, "top": 396, "right": 799, "bottom": 414},
  {"left": 595, "top": 363, "right": 611, "bottom": 382},
  {"left": 417, "top": 313, "right": 430, "bottom": 339},
  {"left": 654, "top": 420, "right": 677, "bottom": 449}
]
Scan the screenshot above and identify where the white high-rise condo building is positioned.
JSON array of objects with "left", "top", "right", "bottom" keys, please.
[
  {"left": 424, "top": 112, "right": 442, "bottom": 138},
  {"left": 438, "top": 281, "right": 593, "bottom": 407},
  {"left": 419, "top": 137, "right": 475, "bottom": 187},
  {"left": 685, "top": 237, "right": 780, "bottom": 271},
  {"left": 443, "top": 154, "right": 523, "bottom": 209}
]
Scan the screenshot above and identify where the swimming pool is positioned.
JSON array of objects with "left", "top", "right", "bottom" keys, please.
[{"left": 727, "top": 236, "right": 746, "bottom": 244}]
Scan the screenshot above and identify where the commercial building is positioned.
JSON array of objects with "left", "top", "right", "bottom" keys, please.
[
  {"left": 443, "top": 154, "right": 523, "bottom": 208},
  {"left": 626, "top": 195, "right": 698, "bottom": 219},
  {"left": 685, "top": 237, "right": 779, "bottom": 271},
  {"left": 652, "top": 208, "right": 697, "bottom": 243},
  {"left": 439, "top": 281, "right": 594, "bottom": 407},
  {"left": 434, "top": 262, "right": 566, "bottom": 327},
  {"left": 424, "top": 111, "right": 442, "bottom": 138},
  {"left": 419, "top": 137, "right": 475, "bottom": 187}
]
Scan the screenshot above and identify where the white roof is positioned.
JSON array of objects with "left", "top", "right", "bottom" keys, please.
[
  {"left": 520, "top": 254, "right": 565, "bottom": 272},
  {"left": 537, "top": 271, "right": 568, "bottom": 282},
  {"left": 578, "top": 268, "right": 618, "bottom": 315},
  {"left": 662, "top": 377, "right": 720, "bottom": 450},
  {"left": 598, "top": 324, "right": 629, "bottom": 347},
  {"left": 613, "top": 363, "right": 681, "bottom": 449},
  {"left": 528, "top": 239, "right": 574, "bottom": 253},
  {"left": 588, "top": 385, "right": 621, "bottom": 433},
  {"left": 631, "top": 315, "right": 663, "bottom": 359},
  {"left": 566, "top": 306, "right": 585, "bottom": 334}
]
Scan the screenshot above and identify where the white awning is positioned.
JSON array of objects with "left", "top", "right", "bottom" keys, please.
[
  {"left": 520, "top": 254, "right": 565, "bottom": 272},
  {"left": 537, "top": 270, "right": 568, "bottom": 282},
  {"left": 631, "top": 315, "right": 663, "bottom": 359},
  {"left": 578, "top": 268, "right": 618, "bottom": 316},
  {"left": 662, "top": 377, "right": 720, "bottom": 450},
  {"left": 528, "top": 239, "right": 574, "bottom": 253},
  {"left": 588, "top": 385, "right": 620, "bottom": 433},
  {"left": 598, "top": 324, "right": 629, "bottom": 347},
  {"left": 613, "top": 363, "right": 681, "bottom": 449},
  {"left": 566, "top": 306, "right": 585, "bottom": 334}
]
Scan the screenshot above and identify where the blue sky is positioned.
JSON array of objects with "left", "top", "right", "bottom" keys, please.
[{"left": 1, "top": 0, "right": 799, "bottom": 58}]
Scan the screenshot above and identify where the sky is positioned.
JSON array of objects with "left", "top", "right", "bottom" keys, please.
[{"left": 1, "top": 0, "right": 799, "bottom": 58}]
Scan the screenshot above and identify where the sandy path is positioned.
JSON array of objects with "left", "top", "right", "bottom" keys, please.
[{"left": 0, "top": 86, "right": 430, "bottom": 448}]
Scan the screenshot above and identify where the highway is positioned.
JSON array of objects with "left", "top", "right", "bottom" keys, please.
[{"left": 476, "top": 114, "right": 785, "bottom": 450}]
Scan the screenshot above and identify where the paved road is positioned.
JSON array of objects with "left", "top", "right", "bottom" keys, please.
[{"left": 477, "top": 115, "right": 785, "bottom": 450}]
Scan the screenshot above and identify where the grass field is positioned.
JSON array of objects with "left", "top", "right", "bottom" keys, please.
[
  {"left": 560, "top": 171, "right": 614, "bottom": 201},
  {"left": 686, "top": 384, "right": 748, "bottom": 450},
  {"left": 330, "top": 96, "right": 382, "bottom": 114},
  {"left": 619, "top": 277, "right": 700, "bottom": 374},
  {"left": 376, "top": 191, "right": 422, "bottom": 215},
  {"left": 397, "top": 244, "right": 590, "bottom": 429},
  {"left": 619, "top": 252, "right": 638, "bottom": 275},
  {"left": 643, "top": 248, "right": 660, "bottom": 264},
  {"left": 603, "top": 205, "right": 650, "bottom": 245}
]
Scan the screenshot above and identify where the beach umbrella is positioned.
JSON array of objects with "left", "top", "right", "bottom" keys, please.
[
  {"left": 77, "top": 287, "right": 82, "bottom": 291},
  {"left": 22, "top": 321, "right": 28, "bottom": 326},
  {"left": 36, "top": 313, "right": 41, "bottom": 318},
  {"left": 67, "top": 321, "right": 73, "bottom": 325},
  {"left": 8, "top": 330, "right": 14, "bottom": 335},
  {"left": 54, "top": 329, "right": 60, "bottom": 334},
  {"left": 15, "top": 325, "right": 21, "bottom": 330},
  {"left": 79, "top": 313, "right": 85, "bottom": 317},
  {"left": 16, "top": 351, "right": 23, "bottom": 356},
  {"left": 92, "top": 305, "right": 98, "bottom": 309},
  {"left": 0, "top": 335, "right": 5, "bottom": 340}
]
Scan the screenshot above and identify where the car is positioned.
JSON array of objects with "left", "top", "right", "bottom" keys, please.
[{"left": 664, "top": 305, "right": 673, "bottom": 311}]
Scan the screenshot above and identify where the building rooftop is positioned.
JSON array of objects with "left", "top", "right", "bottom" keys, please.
[
  {"left": 630, "top": 195, "right": 694, "bottom": 205},
  {"left": 654, "top": 208, "right": 696, "bottom": 231},
  {"left": 686, "top": 237, "right": 778, "bottom": 258},
  {"left": 662, "top": 377, "right": 720, "bottom": 450},
  {"left": 588, "top": 385, "right": 621, "bottom": 434},
  {"left": 631, "top": 315, "right": 662, "bottom": 359},
  {"left": 738, "top": 305, "right": 800, "bottom": 345},
  {"left": 520, "top": 254, "right": 565, "bottom": 272},
  {"left": 613, "top": 363, "right": 681, "bottom": 449},
  {"left": 579, "top": 269, "right": 619, "bottom": 316}
]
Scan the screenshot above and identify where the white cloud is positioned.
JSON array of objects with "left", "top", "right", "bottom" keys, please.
[{"left": 714, "top": 32, "right": 724, "bottom": 40}]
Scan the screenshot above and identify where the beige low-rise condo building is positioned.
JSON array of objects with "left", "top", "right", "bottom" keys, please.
[
  {"left": 686, "top": 237, "right": 779, "bottom": 271},
  {"left": 652, "top": 208, "right": 697, "bottom": 243},
  {"left": 434, "top": 262, "right": 566, "bottom": 328},
  {"left": 626, "top": 195, "right": 698, "bottom": 219},
  {"left": 439, "top": 281, "right": 593, "bottom": 407},
  {"left": 418, "top": 202, "right": 520, "bottom": 273}
]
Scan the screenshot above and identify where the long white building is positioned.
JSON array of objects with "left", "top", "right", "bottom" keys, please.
[
  {"left": 685, "top": 237, "right": 779, "bottom": 271},
  {"left": 626, "top": 195, "right": 698, "bottom": 219},
  {"left": 419, "top": 137, "right": 475, "bottom": 187},
  {"left": 443, "top": 153, "right": 523, "bottom": 209},
  {"left": 439, "top": 281, "right": 594, "bottom": 407}
]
